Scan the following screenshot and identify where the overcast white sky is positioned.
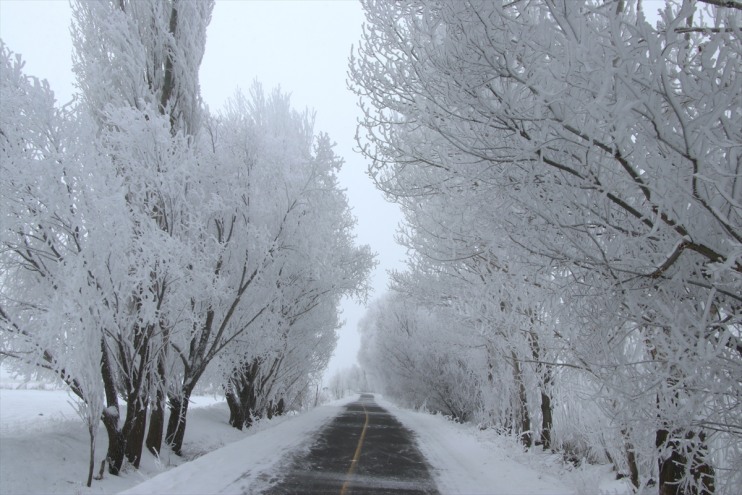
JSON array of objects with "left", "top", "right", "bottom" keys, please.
[{"left": 0, "top": 0, "right": 406, "bottom": 379}]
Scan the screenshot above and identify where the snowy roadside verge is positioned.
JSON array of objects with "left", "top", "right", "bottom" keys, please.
[
  {"left": 0, "top": 383, "right": 354, "bottom": 495},
  {"left": 1, "top": 386, "right": 633, "bottom": 495},
  {"left": 377, "top": 397, "right": 633, "bottom": 495},
  {"left": 118, "top": 397, "right": 353, "bottom": 495},
  {"left": 0, "top": 389, "right": 228, "bottom": 494}
]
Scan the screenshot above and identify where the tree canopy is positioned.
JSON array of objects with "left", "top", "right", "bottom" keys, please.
[
  {"left": 1, "top": 0, "right": 374, "bottom": 483},
  {"left": 351, "top": 1, "right": 741, "bottom": 493}
]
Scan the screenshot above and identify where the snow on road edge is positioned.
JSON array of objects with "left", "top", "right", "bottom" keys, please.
[
  {"left": 378, "top": 397, "right": 631, "bottom": 495},
  {"left": 118, "top": 396, "right": 356, "bottom": 495}
]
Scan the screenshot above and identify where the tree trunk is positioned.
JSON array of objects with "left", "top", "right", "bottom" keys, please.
[
  {"left": 528, "top": 330, "right": 552, "bottom": 450},
  {"left": 101, "top": 409, "right": 125, "bottom": 475},
  {"left": 241, "top": 376, "right": 257, "bottom": 428},
  {"left": 100, "top": 340, "right": 125, "bottom": 475},
  {"left": 539, "top": 388, "right": 552, "bottom": 450},
  {"left": 119, "top": 318, "right": 153, "bottom": 468},
  {"left": 657, "top": 428, "right": 715, "bottom": 495},
  {"left": 623, "top": 432, "right": 640, "bottom": 490},
  {"left": 512, "top": 353, "right": 532, "bottom": 447},
  {"left": 503, "top": 406, "right": 513, "bottom": 435},
  {"left": 652, "top": 351, "right": 715, "bottom": 495},
  {"left": 86, "top": 423, "right": 96, "bottom": 487},
  {"left": 146, "top": 348, "right": 168, "bottom": 455},
  {"left": 225, "top": 389, "right": 244, "bottom": 430},
  {"left": 689, "top": 431, "right": 715, "bottom": 495},
  {"left": 244, "top": 397, "right": 254, "bottom": 427},
  {"left": 657, "top": 427, "right": 684, "bottom": 495},
  {"left": 123, "top": 397, "right": 148, "bottom": 468},
  {"left": 538, "top": 362, "right": 553, "bottom": 450},
  {"left": 166, "top": 392, "right": 191, "bottom": 455},
  {"left": 146, "top": 389, "right": 165, "bottom": 455}
]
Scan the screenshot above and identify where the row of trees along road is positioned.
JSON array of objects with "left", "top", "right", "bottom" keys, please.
[
  {"left": 352, "top": 1, "right": 740, "bottom": 494},
  {"left": 0, "top": 0, "right": 374, "bottom": 487}
]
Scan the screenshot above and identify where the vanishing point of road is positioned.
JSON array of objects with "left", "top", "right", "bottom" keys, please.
[{"left": 261, "top": 393, "right": 439, "bottom": 494}]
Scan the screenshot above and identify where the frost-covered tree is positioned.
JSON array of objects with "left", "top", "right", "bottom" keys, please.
[
  {"left": 70, "top": 0, "right": 214, "bottom": 465},
  {"left": 352, "top": 0, "right": 741, "bottom": 492},
  {"left": 182, "top": 86, "right": 374, "bottom": 438},
  {"left": 2, "top": 0, "right": 374, "bottom": 483},
  {"left": 327, "top": 364, "right": 371, "bottom": 399},
  {"left": 0, "top": 41, "right": 130, "bottom": 478},
  {"left": 359, "top": 293, "right": 486, "bottom": 422}
]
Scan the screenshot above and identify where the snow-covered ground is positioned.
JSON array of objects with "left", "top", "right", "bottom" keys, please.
[
  {"left": 119, "top": 399, "right": 352, "bottom": 495},
  {"left": 0, "top": 370, "right": 631, "bottom": 495},
  {"left": 0, "top": 365, "right": 348, "bottom": 494},
  {"left": 377, "top": 397, "right": 632, "bottom": 495}
]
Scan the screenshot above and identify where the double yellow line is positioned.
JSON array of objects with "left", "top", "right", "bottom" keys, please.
[{"left": 339, "top": 403, "right": 370, "bottom": 495}]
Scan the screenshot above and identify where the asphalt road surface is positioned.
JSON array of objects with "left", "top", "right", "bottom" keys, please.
[{"left": 261, "top": 394, "right": 439, "bottom": 495}]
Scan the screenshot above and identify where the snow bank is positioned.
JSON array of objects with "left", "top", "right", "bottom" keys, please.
[
  {"left": 119, "top": 397, "right": 353, "bottom": 495},
  {"left": 376, "top": 397, "right": 633, "bottom": 495},
  {"left": 0, "top": 390, "right": 228, "bottom": 495}
]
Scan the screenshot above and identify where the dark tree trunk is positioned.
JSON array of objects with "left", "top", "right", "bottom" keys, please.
[
  {"left": 527, "top": 330, "right": 552, "bottom": 450},
  {"left": 240, "top": 361, "right": 259, "bottom": 427},
  {"left": 225, "top": 389, "right": 244, "bottom": 430},
  {"left": 86, "top": 424, "right": 96, "bottom": 487},
  {"left": 146, "top": 389, "right": 165, "bottom": 455},
  {"left": 100, "top": 339, "right": 125, "bottom": 475},
  {"left": 243, "top": 388, "right": 255, "bottom": 428},
  {"left": 537, "top": 361, "right": 553, "bottom": 450},
  {"left": 123, "top": 397, "right": 148, "bottom": 468},
  {"left": 223, "top": 360, "right": 263, "bottom": 430},
  {"left": 166, "top": 392, "right": 191, "bottom": 455},
  {"left": 689, "top": 432, "right": 715, "bottom": 495},
  {"left": 619, "top": 427, "right": 639, "bottom": 489},
  {"left": 657, "top": 428, "right": 715, "bottom": 495},
  {"left": 101, "top": 410, "right": 125, "bottom": 475},
  {"left": 512, "top": 354, "right": 532, "bottom": 448},
  {"left": 146, "top": 349, "right": 168, "bottom": 456},
  {"left": 119, "top": 317, "right": 154, "bottom": 469},
  {"left": 651, "top": 350, "right": 715, "bottom": 495},
  {"left": 539, "top": 388, "right": 552, "bottom": 450},
  {"left": 657, "top": 427, "right": 684, "bottom": 495}
]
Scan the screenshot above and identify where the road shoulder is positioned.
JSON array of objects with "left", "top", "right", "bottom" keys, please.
[{"left": 377, "top": 397, "right": 578, "bottom": 495}]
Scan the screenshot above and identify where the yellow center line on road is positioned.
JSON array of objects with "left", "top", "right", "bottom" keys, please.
[{"left": 339, "top": 403, "right": 370, "bottom": 495}]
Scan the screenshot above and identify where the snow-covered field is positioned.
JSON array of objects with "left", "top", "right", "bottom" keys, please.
[
  {"left": 0, "top": 385, "right": 255, "bottom": 494},
  {"left": 0, "top": 370, "right": 631, "bottom": 495},
  {"left": 0, "top": 365, "right": 347, "bottom": 495}
]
